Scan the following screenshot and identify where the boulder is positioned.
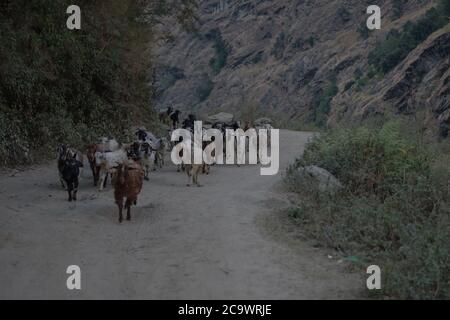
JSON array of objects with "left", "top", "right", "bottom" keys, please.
[
  {"left": 207, "top": 112, "right": 235, "bottom": 125},
  {"left": 254, "top": 117, "right": 273, "bottom": 126},
  {"left": 296, "top": 165, "right": 342, "bottom": 192}
]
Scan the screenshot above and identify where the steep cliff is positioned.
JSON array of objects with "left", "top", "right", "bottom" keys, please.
[{"left": 154, "top": 0, "right": 449, "bottom": 138}]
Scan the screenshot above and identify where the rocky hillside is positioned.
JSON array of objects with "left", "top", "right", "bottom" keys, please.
[{"left": 154, "top": 0, "right": 449, "bottom": 138}]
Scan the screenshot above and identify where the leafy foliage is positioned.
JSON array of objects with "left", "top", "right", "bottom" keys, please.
[
  {"left": 0, "top": 1, "right": 150, "bottom": 165},
  {"left": 357, "top": 22, "right": 371, "bottom": 40},
  {"left": 0, "top": 0, "right": 195, "bottom": 166},
  {"left": 285, "top": 123, "right": 450, "bottom": 299},
  {"left": 208, "top": 29, "right": 230, "bottom": 74},
  {"left": 369, "top": 1, "right": 450, "bottom": 73},
  {"left": 313, "top": 76, "right": 338, "bottom": 127}
]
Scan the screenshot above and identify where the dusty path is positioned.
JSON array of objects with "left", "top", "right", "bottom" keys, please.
[{"left": 0, "top": 130, "right": 362, "bottom": 299}]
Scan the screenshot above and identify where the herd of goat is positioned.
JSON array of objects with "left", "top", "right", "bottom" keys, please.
[{"left": 56, "top": 111, "right": 272, "bottom": 223}]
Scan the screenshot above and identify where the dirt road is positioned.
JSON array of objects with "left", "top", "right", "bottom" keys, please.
[{"left": 0, "top": 130, "right": 362, "bottom": 299}]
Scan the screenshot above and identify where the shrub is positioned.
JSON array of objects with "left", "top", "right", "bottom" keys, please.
[
  {"left": 0, "top": 1, "right": 195, "bottom": 166},
  {"left": 285, "top": 123, "right": 450, "bottom": 299},
  {"left": 0, "top": 0, "right": 157, "bottom": 165},
  {"left": 313, "top": 76, "right": 338, "bottom": 127},
  {"left": 208, "top": 29, "right": 230, "bottom": 74},
  {"left": 369, "top": 1, "right": 449, "bottom": 73},
  {"left": 392, "top": 0, "right": 407, "bottom": 19},
  {"left": 357, "top": 22, "right": 371, "bottom": 40}
]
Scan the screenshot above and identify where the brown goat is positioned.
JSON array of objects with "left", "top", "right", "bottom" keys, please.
[
  {"left": 113, "top": 162, "right": 144, "bottom": 223},
  {"left": 185, "top": 164, "right": 202, "bottom": 187},
  {"left": 86, "top": 144, "right": 100, "bottom": 186}
]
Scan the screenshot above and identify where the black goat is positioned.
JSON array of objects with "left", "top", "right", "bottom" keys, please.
[
  {"left": 182, "top": 114, "right": 196, "bottom": 130},
  {"left": 170, "top": 110, "right": 181, "bottom": 129},
  {"left": 60, "top": 155, "right": 83, "bottom": 202},
  {"left": 135, "top": 129, "right": 148, "bottom": 142}
]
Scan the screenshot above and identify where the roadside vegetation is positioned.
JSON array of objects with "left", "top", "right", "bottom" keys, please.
[
  {"left": 0, "top": 0, "right": 196, "bottom": 166},
  {"left": 284, "top": 122, "right": 450, "bottom": 299}
]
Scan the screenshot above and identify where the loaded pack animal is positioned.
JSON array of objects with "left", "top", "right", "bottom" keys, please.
[
  {"left": 158, "top": 106, "right": 173, "bottom": 124},
  {"left": 173, "top": 135, "right": 186, "bottom": 173},
  {"left": 184, "top": 136, "right": 213, "bottom": 187},
  {"left": 135, "top": 129, "right": 158, "bottom": 143},
  {"left": 185, "top": 163, "right": 203, "bottom": 187},
  {"left": 86, "top": 138, "right": 120, "bottom": 187},
  {"left": 95, "top": 147, "right": 130, "bottom": 191},
  {"left": 173, "top": 127, "right": 214, "bottom": 184},
  {"left": 182, "top": 114, "right": 196, "bottom": 131},
  {"left": 170, "top": 110, "right": 181, "bottom": 129},
  {"left": 112, "top": 162, "right": 144, "bottom": 223},
  {"left": 212, "top": 121, "right": 242, "bottom": 164},
  {"left": 135, "top": 129, "right": 166, "bottom": 172},
  {"left": 153, "top": 138, "right": 166, "bottom": 169},
  {"left": 135, "top": 141, "right": 154, "bottom": 180},
  {"left": 57, "top": 144, "right": 83, "bottom": 202},
  {"left": 57, "top": 144, "right": 83, "bottom": 189}
]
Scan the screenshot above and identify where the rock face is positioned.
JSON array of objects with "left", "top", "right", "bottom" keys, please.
[{"left": 154, "top": 0, "right": 449, "bottom": 138}]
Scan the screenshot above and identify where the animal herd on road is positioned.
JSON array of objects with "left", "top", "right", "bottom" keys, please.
[{"left": 57, "top": 109, "right": 273, "bottom": 223}]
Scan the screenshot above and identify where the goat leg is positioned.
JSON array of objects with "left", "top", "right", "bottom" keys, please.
[
  {"left": 60, "top": 177, "right": 67, "bottom": 190},
  {"left": 125, "top": 200, "right": 132, "bottom": 221},
  {"left": 158, "top": 152, "right": 163, "bottom": 168},
  {"left": 117, "top": 201, "right": 123, "bottom": 223},
  {"left": 73, "top": 178, "right": 79, "bottom": 201},
  {"left": 103, "top": 173, "right": 108, "bottom": 188},
  {"left": 67, "top": 183, "right": 73, "bottom": 202},
  {"left": 91, "top": 164, "right": 99, "bottom": 186},
  {"left": 160, "top": 152, "right": 164, "bottom": 167},
  {"left": 186, "top": 166, "right": 192, "bottom": 187},
  {"left": 144, "top": 165, "right": 149, "bottom": 181},
  {"left": 194, "top": 170, "right": 201, "bottom": 187},
  {"left": 98, "top": 169, "right": 106, "bottom": 191}
]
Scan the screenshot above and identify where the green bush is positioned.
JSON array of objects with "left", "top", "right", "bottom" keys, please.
[
  {"left": 208, "top": 29, "right": 230, "bottom": 74},
  {"left": 392, "top": 0, "right": 407, "bottom": 19},
  {"left": 357, "top": 22, "right": 371, "bottom": 40},
  {"left": 285, "top": 123, "right": 450, "bottom": 299},
  {"left": 0, "top": 0, "right": 197, "bottom": 166},
  {"left": 369, "top": 1, "right": 449, "bottom": 74},
  {"left": 313, "top": 76, "right": 338, "bottom": 127}
]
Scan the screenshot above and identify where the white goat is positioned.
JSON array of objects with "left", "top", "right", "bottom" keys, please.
[
  {"left": 137, "top": 142, "right": 156, "bottom": 180},
  {"left": 95, "top": 148, "right": 128, "bottom": 191}
]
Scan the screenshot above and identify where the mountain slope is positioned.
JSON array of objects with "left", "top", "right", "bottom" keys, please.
[{"left": 154, "top": 0, "right": 449, "bottom": 138}]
